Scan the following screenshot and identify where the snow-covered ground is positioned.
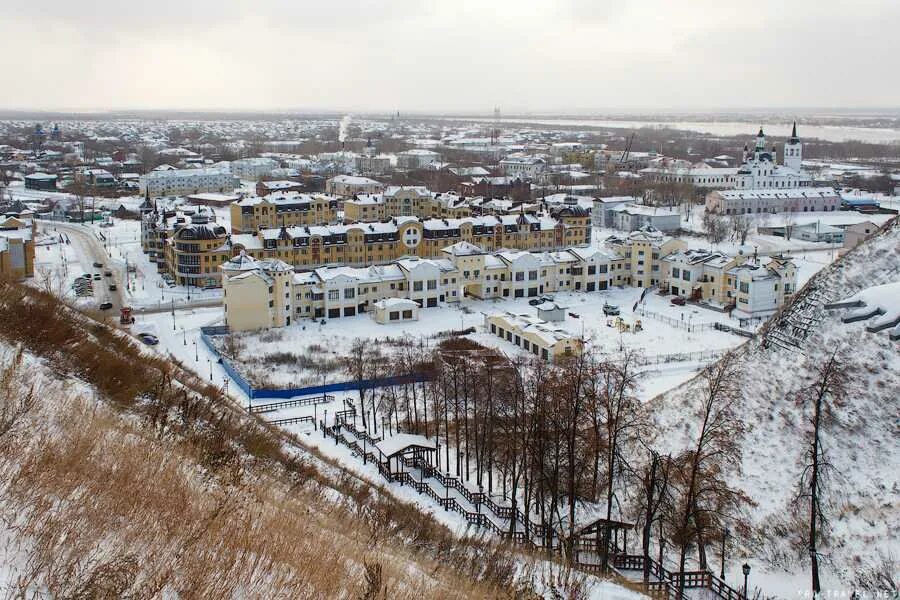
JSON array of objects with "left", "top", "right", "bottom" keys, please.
[
  {"left": 217, "top": 287, "right": 752, "bottom": 392},
  {"left": 650, "top": 223, "right": 900, "bottom": 598}
]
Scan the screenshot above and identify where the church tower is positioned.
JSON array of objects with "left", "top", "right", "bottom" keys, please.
[
  {"left": 783, "top": 121, "right": 802, "bottom": 172},
  {"left": 754, "top": 126, "right": 766, "bottom": 156}
]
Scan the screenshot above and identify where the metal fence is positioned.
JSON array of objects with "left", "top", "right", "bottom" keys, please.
[
  {"left": 636, "top": 349, "right": 726, "bottom": 367},
  {"left": 636, "top": 308, "right": 716, "bottom": 332}
]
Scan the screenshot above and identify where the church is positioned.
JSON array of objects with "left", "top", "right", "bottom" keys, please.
[{"left": 732, "top": 123, "right": 812, "bottom": 190}]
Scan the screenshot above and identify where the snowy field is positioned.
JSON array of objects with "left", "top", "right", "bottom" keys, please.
[{"left": 215, "top": 286, "right": 755, "bottom": 395}]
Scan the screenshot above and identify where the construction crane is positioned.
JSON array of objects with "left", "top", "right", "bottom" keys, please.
[{"left": 617, "top": 132, "right": 635, "bottom": 167}]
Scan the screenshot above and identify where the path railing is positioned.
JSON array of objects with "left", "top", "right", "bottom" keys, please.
[
  {"left": 320, "top": 422, "right": 752, "bottom": 600},
  {"left": 268, "top": 415, "right": 314, "bottom": 426},
  {"left": 250, "top": 395, "right": 335, "bottom": 414}
]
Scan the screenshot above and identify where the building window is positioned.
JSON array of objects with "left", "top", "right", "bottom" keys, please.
[{"left": 328, "top": 290, "right": 339, "bottom": 300}]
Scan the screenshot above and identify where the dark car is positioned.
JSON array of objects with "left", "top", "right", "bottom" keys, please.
[
  {"left": 528, "top": 298, "right": 543, "bottom": 306},
  {"left": 138, "top": 333, "right": 159, "bottom": 346},
  {"left": 602, "top": 303, "right": 620, "bottom": 316},
  {"left": 104, "top": 271, "right": 112, "bottom": 277},
  {"left": 92, "top": 262, "right": 103, "bottom": 268},
  {"left": 93, "top": 274, "right": 101, "bottom": 280},
  {"left": 98, "top": 302, "right": 113, "bottom": 310},
  {"left": 670, "top": 296, "right": 687, "bottom": 306},
  {"left": 108, "top": 284, "right": 117, "bottom": 291}
]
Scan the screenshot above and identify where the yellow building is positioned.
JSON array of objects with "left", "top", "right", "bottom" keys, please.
[
  {"left": 221, "top": 254, "right": 295, "bottom": 330},
  {"left": 485, "top": 313, "right": 583, "bottom": 361},
  {"left": 661, "top": 249, "right": 740, "bottom": 303},
  {"left": 603, "top": 226, "right": 687, "bottom": 288},
  {"left": 343, "top": 187, "right": 473, "bottom": 222},
  {"left": 229, "top": 192, "right": 338, "bottom": 233},
  {"left": 142, "top": 206, "right": 231, "bottom": 287},
  {"left": 0, "top": 216, "right": 35, "bottom": 281},
  {"left": 229, "top": 213, "right": 590, "bottom": 271}
]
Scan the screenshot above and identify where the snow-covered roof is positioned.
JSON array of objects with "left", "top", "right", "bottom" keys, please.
[
  {"left": 373, "top": 297, "right": 419, "bottom": 310},
  {"left": 442, "top": 241, "right": 485, "bottom": 256},
  {"left": 374, "top": 434, "right": 436, "bottom": 458}
]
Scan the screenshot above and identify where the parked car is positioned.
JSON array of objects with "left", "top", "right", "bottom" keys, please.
[
  {"left": 104, "top": 271, "right": 112, "bottom": 277},
  {"left": 92, "top": 262, "right": 103, "bottom": 268},
  {"left": 602, "top": 303, "right": 620, "bottom": 316},
  {"left": 93, "top": 274, "right": 101, "bottom": 280},
  {"left": 98, "top": 302, "right": 113, "bottom": 310},
  {"left": 82, "top": 274, "right": 91, "bottom": 280},
  {"left": 108, "top": 284, "right": 117, "bottom": 291},
  {"left": 528, "top": 298, "right": 543, "bottom": 306},
  {"left": 137, "top": 333, "right": 159, "bottom": 346},
  {"left": 670, "top": 296, "right": 687, "bottom": 306}
]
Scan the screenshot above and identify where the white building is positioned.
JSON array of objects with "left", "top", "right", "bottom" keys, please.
[
  {"left": 396, "top": 149, "right": 440, "bottom": 169},
  {"left": 606, "top": 204, "right": 681, "bottom": 232},
  {"left": 592, "top": 196, "right": 640, "bottom": 228},
  {"left": 732, "top": 125, "right": 811, "bottom": 190},
  {"left": 139, "top": 168, "right": 239, "bottom": 197},
  {"left": 706, "top": 187, "right": 840, "bottom": 215},
  {"left": 230, "top": 158, "right": 279, "bottom": 180},
  {"left": 325, "top": 175, "right": 384, "bottom": 197},
  {"left": 640, "top": 163, "right": 737, "bottom": 189},
  {"left": 355, "top": 154, "right": 393, "bottom": 175},
  {"left": 499, "top": 155, "right": 546, "bottom": 180}
]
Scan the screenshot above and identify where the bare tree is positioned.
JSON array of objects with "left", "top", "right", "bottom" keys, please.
[
  {"left": 794, "top": 349, "right": 848, "bottom": 599},
  {"left": 671, "top": 350, "right": 748, "bottom": 593},
  {"left": 703, "top": 211, "right": 729, "bottom": 245},
  {"left": 635, "top": 449, "right": 673, "bottom": 581},
  {"left": 595, "top": 348, "right": 644, "bottom": 569},
  {"left": 730, "top": 214, "right": 752, "bottom": 245}
]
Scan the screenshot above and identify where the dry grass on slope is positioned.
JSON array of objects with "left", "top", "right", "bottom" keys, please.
[{"left": 0, "top": 281, "right": 532, "bottom": 598}]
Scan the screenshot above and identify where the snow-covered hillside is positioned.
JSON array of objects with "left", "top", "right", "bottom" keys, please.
[{"left": 651, "top": 220, "right": 899, "bottom": 596}]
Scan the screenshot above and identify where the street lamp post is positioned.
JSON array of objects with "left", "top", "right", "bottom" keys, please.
[
  {"left": 182, "top": 327, "right": 186, "bottom": 346},
  {"left": 207, "top": 359, "right": 212, "bottom": 381},
  {"left": 721, "top": 527, "right": 730, "bottom": 579},
  {"left": 193, "top": 340, "right": 198, "bottom": 362},
  {"left": 742, "top": 563, "right": 751, "bottom": 600}
]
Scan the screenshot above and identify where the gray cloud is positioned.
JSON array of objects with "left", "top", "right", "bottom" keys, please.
[{"left": 1, "top": 0, "right": 898, "bottom": 111}]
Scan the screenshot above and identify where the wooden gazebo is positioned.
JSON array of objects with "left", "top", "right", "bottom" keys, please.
[{"left": 374, "top": 434, "right": 437, "bottom": 479}]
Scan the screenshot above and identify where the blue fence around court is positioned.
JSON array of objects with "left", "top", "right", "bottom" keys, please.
[{"left": 199, "top": 327, "right": 430, "bottom": 401}]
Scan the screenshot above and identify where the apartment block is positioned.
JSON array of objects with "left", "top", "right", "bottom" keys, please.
[
  {"left": 229, "top": 192, "right": 339, "bottom": 233},
  {"left": 227, "top": 213, "right": 591, "bottom": 271},
  {"left": 603, "top": 226, "right": 688, "bottom": 288}
]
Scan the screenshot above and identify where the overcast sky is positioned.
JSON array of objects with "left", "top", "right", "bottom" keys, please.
[{"left": 3, "top": 0, "right": 898, "bottom": 113}]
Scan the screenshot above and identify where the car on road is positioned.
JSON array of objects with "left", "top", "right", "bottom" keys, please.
[
  {"left": 104, "top": 271, "right": 112, "bottom": 277},
  {"left": 670, "top": 296, "right": 687, "bottom": 306},
  {"left": 602, "top": 303, "right": 620, "bottom": 316},
  {"left": 108, "top": 284, "right": 117, "bottom": 291},
  {"left": 137, "top": 333, "right": 159, "bottom": 346},
  {"left": 82, "top": 274, "right": 92, "bottom": 280},
  {"left": 92, "top": 262, "right": 103, "bottom": 268},
  {"left": 528, "top": 298, "right": 543, "bottom": 306},
  {"left": 98, "top": 302, "right": 113, "bottom": 310},
  {"left": 93, "top": 274, "right": 101, "bottom": 280}
]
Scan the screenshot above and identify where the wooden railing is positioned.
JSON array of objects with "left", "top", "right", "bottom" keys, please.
[
  {"left": 322, "top": 422, "right": 752, "bottom": 600},
  {"left": 250, "top": 394, "right": 335, "bottom": 413},
  {"left": 268, "top": 415, "right": 314, "bottom": 426}
]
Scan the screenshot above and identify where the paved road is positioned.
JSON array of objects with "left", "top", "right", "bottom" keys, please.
[
  {"left": 44, "top": 221, "right": 225, "bottom": 317},
  {"left": 44, "top": 222, "right": 126, "bottom": 312}
]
